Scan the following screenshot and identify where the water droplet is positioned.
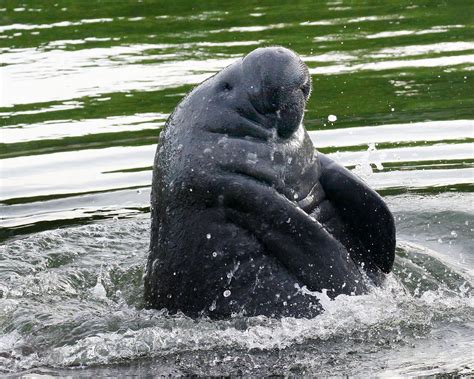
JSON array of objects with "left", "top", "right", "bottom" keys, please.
[
  {"left": 206, "top": 233, "right": 211, "bottom": 239},
  {"left": 328, "top": 114, "right": 337, "bottom": 122},
  {"left": 223, "top": 290, "right": 231, "bottom": 297},
  {"left": 92, "top": 280, "right": 107, "bottom": 298},
  {"left": 212, "top": 251, "right": 217, "bottom": 257},
  {"left": 246, "top": 152, "right": 258, "bottom": 164},
  {"left": 450, "top": 231, "right": 457, "bottom": 238},
  {"left": 209, "top": 300, "right": 216, "bottom": 311}
]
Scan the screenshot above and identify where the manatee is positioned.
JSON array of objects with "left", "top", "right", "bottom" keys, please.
[{"left": 144, "top": 46, "right": 396, "bottom": 318}]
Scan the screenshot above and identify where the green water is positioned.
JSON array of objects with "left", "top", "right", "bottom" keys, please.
[{"left": 0, "top": 0, "right": 473, "bottom": 376}]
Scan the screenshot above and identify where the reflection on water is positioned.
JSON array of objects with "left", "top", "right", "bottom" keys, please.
[{"left": 0, "top": 0, "right": 473, "bottom": 376}]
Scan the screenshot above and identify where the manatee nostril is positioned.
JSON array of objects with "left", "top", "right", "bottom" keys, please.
[{"left": 223, "top": 82, "right": 233, "bottom": 91}]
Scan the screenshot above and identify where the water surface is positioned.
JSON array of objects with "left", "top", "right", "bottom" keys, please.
[{"left": 1, "top": 0, "right": 473, "bottom": 376}]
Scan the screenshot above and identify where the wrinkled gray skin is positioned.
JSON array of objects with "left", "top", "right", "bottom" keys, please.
[{"left": 144, "top": 47, "right": 395, "bottom": 318}]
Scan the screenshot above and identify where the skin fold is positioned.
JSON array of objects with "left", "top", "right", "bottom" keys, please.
[{"left": 144, "top": 47, "right": 396, "bottom": 318}]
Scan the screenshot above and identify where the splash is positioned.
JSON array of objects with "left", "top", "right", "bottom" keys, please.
[
  {"left": 0, "top": 215, "right": 472, "bottom": 375},
  {"left": 352, "top": 142, "right": 385, "bottom": 179}
]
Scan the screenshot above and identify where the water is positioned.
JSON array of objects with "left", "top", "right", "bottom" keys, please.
[{"left": 1, "top": 0, "right": 473, "bottom": 376}]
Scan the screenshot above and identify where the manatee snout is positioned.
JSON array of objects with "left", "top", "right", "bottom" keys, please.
[{"left": 242, "top": 47, "right": 311, "bottom": 138}]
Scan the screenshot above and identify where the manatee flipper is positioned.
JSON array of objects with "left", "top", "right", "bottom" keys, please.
[
  {"left": 200, "top": 171, "right": 367, "bottom": 297},
  {"left": 318, "top": 153, "right": 396, "bottom": 274}
]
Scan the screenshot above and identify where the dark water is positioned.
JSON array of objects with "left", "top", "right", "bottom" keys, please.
[{"left": 1, "top": 0, "right": 473, "bottom": 376}]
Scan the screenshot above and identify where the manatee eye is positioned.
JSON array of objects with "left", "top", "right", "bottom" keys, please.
[
  {"left": 300, "top": 80, "right": 311, "bottom": 98},
  {"left": 222, "top": 82, "right": 233, "bottom": 91}
]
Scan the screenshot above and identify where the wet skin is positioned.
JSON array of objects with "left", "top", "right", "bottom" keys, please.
[{"left": 144, "top": 47, "right": 396, "bottom": 318}]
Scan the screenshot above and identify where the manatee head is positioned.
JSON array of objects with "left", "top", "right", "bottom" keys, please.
[
  {"left": 241, "top": 46, "right": 311, "bottom": 138},
  {"left": 206, "top": 46, "right": 312, "bottom": 140}
]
